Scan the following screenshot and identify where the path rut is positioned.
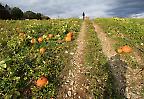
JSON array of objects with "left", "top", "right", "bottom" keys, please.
[{"left": 57, "top": 21, "right": 92, "bottom": 99}]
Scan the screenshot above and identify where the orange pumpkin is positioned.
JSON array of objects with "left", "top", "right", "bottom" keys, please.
[
  {"left": 36, "top": 76, "right": 48, "bottom": 87},
  {"left": 48, "top": 34, "right": 53, "bottom": 38},
  {"left": 31, "top": 38, "right": 36, "bottom": 44},
  {"left": 67, "top": 32, "right": 73, "bottom": 37},
  {"left": 121, "top": 45, "right": 132, "bottom": 53},
  {"left": 65, "top": 36, "right": 72, "bottom": 42},
  {"left": 117, "top": 48, "right": 123, "bottom": 53},
  {"left": 38, "top": 37, "right": 43, "bottom": 43},
  {"left": 40, "top": 47, "right": 46, "bottom": 54}
]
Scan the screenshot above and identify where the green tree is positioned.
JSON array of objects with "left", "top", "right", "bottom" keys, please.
[
  {"left": 23, "top": 11, "right": 37, "bottom": 19},
  {"left": 11, "top": 7, "right": 23, "bottom": 19},
  {"left": 36, "top": 13, "right": 42, "bottom": 20},
  {"left": 0, "top": 3, "right": 11, "bottom": 19},
  {"left": 5, "top": 4, "right": 11, "bottom": 13},
  {"left": 41, "top": 15, "right": 50, "bottom": 20}
]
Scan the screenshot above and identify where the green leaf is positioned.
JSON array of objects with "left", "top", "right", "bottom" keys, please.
[
  {"left": 0, "top": 60, "right": 7, "bottom": 68},
  {"left": 0, "top": 60, "right": 5, "bottom": 65},
  {"left": 1, "top": 63, "right": 7, "bottom": 68}
]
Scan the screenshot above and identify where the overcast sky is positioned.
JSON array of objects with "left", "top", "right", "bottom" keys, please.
[{"left": 1, "top": 0, "right": 144, "bottom": 18}]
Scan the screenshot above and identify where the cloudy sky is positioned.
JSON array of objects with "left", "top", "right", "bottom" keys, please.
[{"left": 1, "top": 0, "right": 144, "bottom": 18}]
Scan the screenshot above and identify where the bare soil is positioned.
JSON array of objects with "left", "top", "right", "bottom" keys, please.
[{"left": 57, "top": 21, "right": 93, "bottom": 99}]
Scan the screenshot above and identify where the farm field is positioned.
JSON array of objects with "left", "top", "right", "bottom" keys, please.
[
  {"left": 0, "top": 18, "right": 144, "bottom": 98},
  {"left": 0, "top": 18, "right": 82, "bottom": 98}
]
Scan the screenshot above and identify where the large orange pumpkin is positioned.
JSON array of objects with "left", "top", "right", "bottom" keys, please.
[
  {"left": 121, "top": 45, "right": 132, "bottom": 53},
  {"left": 38, "top": 37, "right": 43, "bottom": 43},
  {"left": 67, "top": 32, "right": 73, "bottom": 37},
  {"left": 65, "top": 36, "right": 72, "bottom": 42},
  {"left": 36, "top": 76, "right": 48, "bottom": 87},
  {"left": 40, "top": 47, "right": 46, "bottom": 54}
]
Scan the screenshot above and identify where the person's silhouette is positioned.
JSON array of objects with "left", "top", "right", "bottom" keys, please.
[{"left": 82, "top": 12, "right": 85, "bottom": 20}]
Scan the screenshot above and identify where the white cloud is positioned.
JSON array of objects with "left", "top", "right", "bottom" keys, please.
[{"left": 1, "top": 0, "right": 144, "bottom": 18}]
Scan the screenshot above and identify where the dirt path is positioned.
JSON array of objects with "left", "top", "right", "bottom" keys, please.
[
  {"left": 93, "top": 22, "right": 143, "bottom": 99},
  {"left": 92, "top": 24, "right": 117, "bottom": 58},
  {"left": 57, "top": 21, "right": 92, "bottom": 99}
]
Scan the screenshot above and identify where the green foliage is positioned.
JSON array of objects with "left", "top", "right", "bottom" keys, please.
[
  {"left": 23, "top": 11, "right": 37, "bottom": 19},
  {"left": 0, "top": 18, "right": 82, "bottom": 98},
  {"left": 84, "top": 19, "right": 108, "bottom": 99},
  {"left": 0, "top": 3, "right": 47, "bottom": 20},
  {"left": 11, "top": 7, "right": 23, "bottom": 19},
  {"left": 36, "top": 13, "right": 42, "bottom": 20},
  {"left": 0, "top": 3, "right": 11, "bottom": 19}
]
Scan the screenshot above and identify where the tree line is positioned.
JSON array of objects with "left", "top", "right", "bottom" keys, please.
[{"left": 0, "top": 3, "right": 50, "bottom": 20}]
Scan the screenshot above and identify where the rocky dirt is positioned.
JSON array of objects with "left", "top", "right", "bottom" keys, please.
[{"left": 57, "top": 21, "right": 93, "bottom": 99}]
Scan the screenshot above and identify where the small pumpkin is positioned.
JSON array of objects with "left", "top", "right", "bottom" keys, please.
[
  {"left": 36, "top": 76, "right": 48, "bottom": 87},
  {"left": 65, "top": 36, "right": 72, "bottom": 42},
  {"left": 67, "top": 32, "right": 73, "bottom": 37},
  {"left": 38, "top": 37, "right": 43, "bottom": 43},
  {"left": 121, "top": 45, "right": 132, "bottom": 53},
  {"left": 31, "top": 38, "right": 36, "bottom": 44},
  {"left": 48, "top": 34, "right": 53, "bottom": 38},
  {"left": 117, "top": 48, "right": 123, "bottom": 53}
]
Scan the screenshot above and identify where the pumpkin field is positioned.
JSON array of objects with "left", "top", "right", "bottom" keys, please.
[
  {"left": 0, "top": 18, "right": 144, "bottom": 98},
  {"left": 0, "top": 18, "right": 82, "bottom": 98}
]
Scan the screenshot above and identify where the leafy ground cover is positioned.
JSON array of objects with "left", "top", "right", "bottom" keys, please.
[
  {"left": 0, "top": 18, "right": 82, "bottom": 98},
  {"left": 84, "top": 19, "right": 111, "bottom": 98}
]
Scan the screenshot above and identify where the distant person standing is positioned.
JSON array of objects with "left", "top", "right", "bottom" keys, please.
[{"left": 82, "top": 12, "right": 85, "bottom": 20}]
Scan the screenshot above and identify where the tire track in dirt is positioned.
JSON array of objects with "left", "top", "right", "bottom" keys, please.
[
  {"left": 57, "top": 20, "right": 93, "bottom": 99},
  {"left": 93, "top": 22, "right": 143, "bottom": 99}
]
